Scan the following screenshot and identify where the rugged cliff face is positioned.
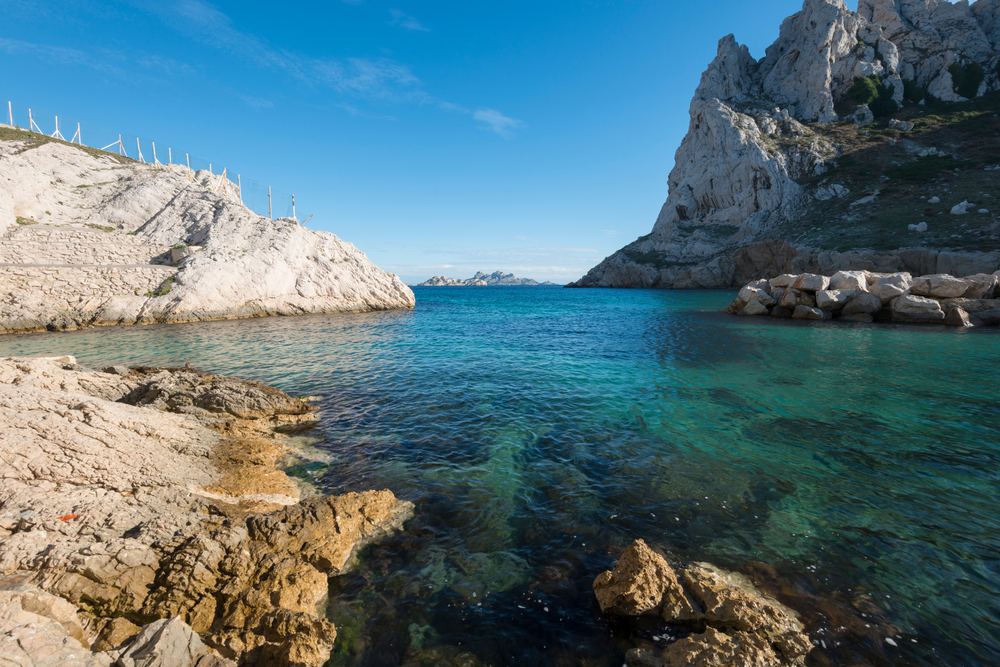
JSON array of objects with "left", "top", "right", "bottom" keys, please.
[
  {"left": 0, "top": 131, "right": 414, "bottom": 332},
  {"left": 570, "top": 0, "right": 1000, "bottom": 289}
]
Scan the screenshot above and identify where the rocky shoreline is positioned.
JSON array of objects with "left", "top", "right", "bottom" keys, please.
[
  {"left": 726, "top": 269, "right": 1000, "bottom": 326},
  {"left": 0, "top": 356, "right": 413, "bottom": 666}
]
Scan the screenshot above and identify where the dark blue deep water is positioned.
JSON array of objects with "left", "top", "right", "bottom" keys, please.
[{"left": 2, "top": 286, "right": 999, "bottom": 666}]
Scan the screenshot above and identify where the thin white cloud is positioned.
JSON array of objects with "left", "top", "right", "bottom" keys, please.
[
  {"left": 238, "top": 93, "right": 273, "bottom": 109},
  {"left": 389, "top": 9, "right": 430, "bottom": 32},
  {"left": 474, "top": 108, "right": 525, "bottom": 138}
]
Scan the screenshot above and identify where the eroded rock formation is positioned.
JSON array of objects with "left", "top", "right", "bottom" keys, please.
[
  {"left": 0, "top": 137, "right": 414, "bottom": 333},
  {"left": 0, "top": 356, "right": 414, "bottom": 666},
  {"left": 570, "top": 0, "right": 1000, "bottom": 289},
  {"left": 593, "top": 540, "right": 812, "bottom": 667}
]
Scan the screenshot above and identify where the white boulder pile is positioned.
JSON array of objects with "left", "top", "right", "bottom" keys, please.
[{"left": 727, "top": 269, "right": 1000, "bottom": 327}]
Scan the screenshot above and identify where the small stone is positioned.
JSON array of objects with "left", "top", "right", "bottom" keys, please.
[
  {"left": 102, "top": 365, "right": 131, "bottom": 376},
  {"left": 915, "top": 222, "right": 928, "bottom": 232},
  {"left": 979, "top": 209, "right": 990, "bottom": 214},
  {"left": 928, "top": 196, "right": 941, "bottom": 204},
  {"left": 950, "top": 200, "right": 974, "bottom": 215}
]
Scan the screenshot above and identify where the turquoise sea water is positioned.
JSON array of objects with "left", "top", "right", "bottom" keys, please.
[{"left": 2, "top": 286, "right": 999, "bottom": 666}]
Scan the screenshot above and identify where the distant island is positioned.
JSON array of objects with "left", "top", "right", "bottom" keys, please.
[{"left": 417, "top": 271, "right": 558, "bottom": 286}]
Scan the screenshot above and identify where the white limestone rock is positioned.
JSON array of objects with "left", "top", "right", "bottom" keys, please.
[
  {"left": 739, "top": 300, "right": 770, "bottom": 316},
  {"left": 790, "top": 273, "right": 831, "bottom": 292},
  {"left": 892, "top": 294, "right": 946, "bottom": 321},
  {"left": 816, "top": 289, "right": 856, "bottom": 311},
  {"left": 739, "top": 285, "right": 775, "bottom": 306},
  {"left": 870, "top": 274, "right": 914, "bottom": 303},
  {"left": 962, "top": 274, "right": 1000, "bottom": 299},
  {"left": 951, "top": 200, "right": 975, "bottom": 215},
  {"left": 830, "top": 270, "right": 868, "bottom": 292},
  {"left": 911, "top": 274, "right": 969, "bottom": 298},
  {"left": 841, "top": 291, "right": 883, "bottom": 315},
  {"left": 769, "top": 274, "right": 797, "bottom": 288},
  {"left": 779, "top": 288, "right": 817, "bottom": 309},
  {"left": 0, "top": 139, "right": 414, "bottom": 333}
]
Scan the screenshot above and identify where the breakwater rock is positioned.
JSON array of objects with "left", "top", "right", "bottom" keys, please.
[
  {"left": 0, "top": 356, "right": 413, "bottom": 666},
  {"left": 593, "top": 540, "right": 812, "bottom": 667},
  {"left": 727, "top": 268, "right": 1000, "bottom": 325},
  {"left": 0, "top": 134, "right": 414, "bottom": 334}
]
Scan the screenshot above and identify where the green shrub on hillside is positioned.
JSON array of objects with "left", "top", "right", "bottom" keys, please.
[
  {"left": 903, "top": 79, "right": 926, "bottom": 103},
  {"left": 887, "top": 154, "right": 968, "bottom": 183},
  {"left": 949, "top": 62, "right": 985, "bottom": 99},
  {"left": 845, "top": 75, "right": 898, "bottom": 117}
]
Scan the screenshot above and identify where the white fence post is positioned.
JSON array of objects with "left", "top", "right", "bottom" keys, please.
[
  {"left": 52, "top": 116, "right": 64, "bottom": 140},
  {"left": 7, "top": 101, "right": 11, "bottom": 126},
  {"left": 237, "top": 174, "right": 242, "bottom": 204},
  {"left": 292, "top": 194, "right": 296, "bottom": 222},
  {"left": 168, "top": 147, "right": 172, "bottom": 166},
  {"left": 268, "top": 186, "right": 272, "bottom": 220}
]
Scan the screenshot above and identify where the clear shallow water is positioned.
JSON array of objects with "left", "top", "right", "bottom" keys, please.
[{"left": 2, "top": 286, "right": 999, "bottom": 667}]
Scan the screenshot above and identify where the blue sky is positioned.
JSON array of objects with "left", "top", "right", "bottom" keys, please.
[{"left": 4, "top": 0, "right": 839, "bottom": 284}]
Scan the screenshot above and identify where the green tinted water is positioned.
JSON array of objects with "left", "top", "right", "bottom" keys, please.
[{"left": 1, "top": 287, "right": 997, "bottom": 666}]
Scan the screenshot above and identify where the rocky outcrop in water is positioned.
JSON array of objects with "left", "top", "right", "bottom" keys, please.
[
  {"left": 0, "top": 356, "right": 413, "bottom": 666},
  {"left": 0, "top": 135, "right": 414, "bottom": 334},
  {"left": 727, "top": 268, "right": 1000, "bottom": 325},
  {"left": 593, "top": 540, "right": 812, "bottom": 667},
  {"left": 417, "top": 271, "right": 555, "bottom": 286},
  {"left": 570, "top": 0, "right": 1000, "bottom": 289}
]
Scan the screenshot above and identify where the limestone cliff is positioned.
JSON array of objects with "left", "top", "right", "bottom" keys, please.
[
  {"left": 570, "top": 0, "right": 1000, "bottom": 289},
  {"left": 0, "top": 132, "right": 414, "bottom": 332}
]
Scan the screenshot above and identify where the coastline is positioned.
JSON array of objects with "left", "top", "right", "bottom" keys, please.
[{"left": 0, "top": 356, "right": 413, "bottom": 666}]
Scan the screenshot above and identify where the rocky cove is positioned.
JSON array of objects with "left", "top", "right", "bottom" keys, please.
[{"left": 726, "top": 268, "right": 1000, "bottom": 325}]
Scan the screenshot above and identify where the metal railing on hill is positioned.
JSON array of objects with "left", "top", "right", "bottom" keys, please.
[{"left": 3, "top": 101, "right": 308, "bottom": 223}]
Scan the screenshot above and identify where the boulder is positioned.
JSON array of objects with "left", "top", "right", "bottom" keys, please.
[
  {"left": 962, "top": 274, "right": 1000, "bottom": 299},
  {"left": 769, "top": 274, "right": 796, "bottom": 288},
  {"left": 892, "top": 295, "right": 945, "bottom": 321},
  {"left": 870, "top": 274, "right": 913, "bottom": 303},
  {"left": 771, "top": 287, "right": 786, "bottom": 304},
  {"left": 928, "top": 196, "right": 941, "bottom": 204},
  {"left": 841, "top": 292, "right": 882, "bottom": 315},
  {"left": 853, "top": 104, "right": 874, "bottom": 126},
  {"left": 938, "top": 298, "right": 1000, "bottom": 313},
  {"left": 944, "top": 306, "right": 972, "bottom": 328},
  {"left": 741, "top": 278, "right": 772, "bottom": 295},
  {"left": 838, "top": 313, "right": 874, "bottom": 323},
  {"left": 790, "top": 273, "right": 830, "bottom": 292},
  {"left": 910, "top": 274, "right": 968, "bottom": 298},
  {"left": 110, "top": 617, "right": 235, "bottom": 667},
  {"left": 951, "top": 200, "right": 974, "bottom": 215},
  {"left": 725, "top": 297, "right": 748, "bottom": 314},
  {"left": 815, "top": 289, "right": 855, "bottom": 311},
  {"left": 915, "top": 222, "right": 928, "bottom": 232},
  {"left": 738, "top": 300, "right": 770, "bottom": 316},
  {"left": 889, "top": 118, "right": 914, "bottom": 131},
  {"left": 792, "top": 305, "right": 831, "bottom": 320},
  {"left": 592, "top": 539, "right": 697, "bottom": 620},
  {"left": 778, "top": 289, "right": 816, "bottom": 309},
  {"left": 829, "top": 270, "right": 867, "bottom": 292},
  {"left": 974, "top": 308, "right": 1000, "bottom": 325},
  {"left": 770, "top": 306, "right": 793, "bottom": 318},
  {"left": 739, "top": 285, "right": 775, "bottom": 306}
]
